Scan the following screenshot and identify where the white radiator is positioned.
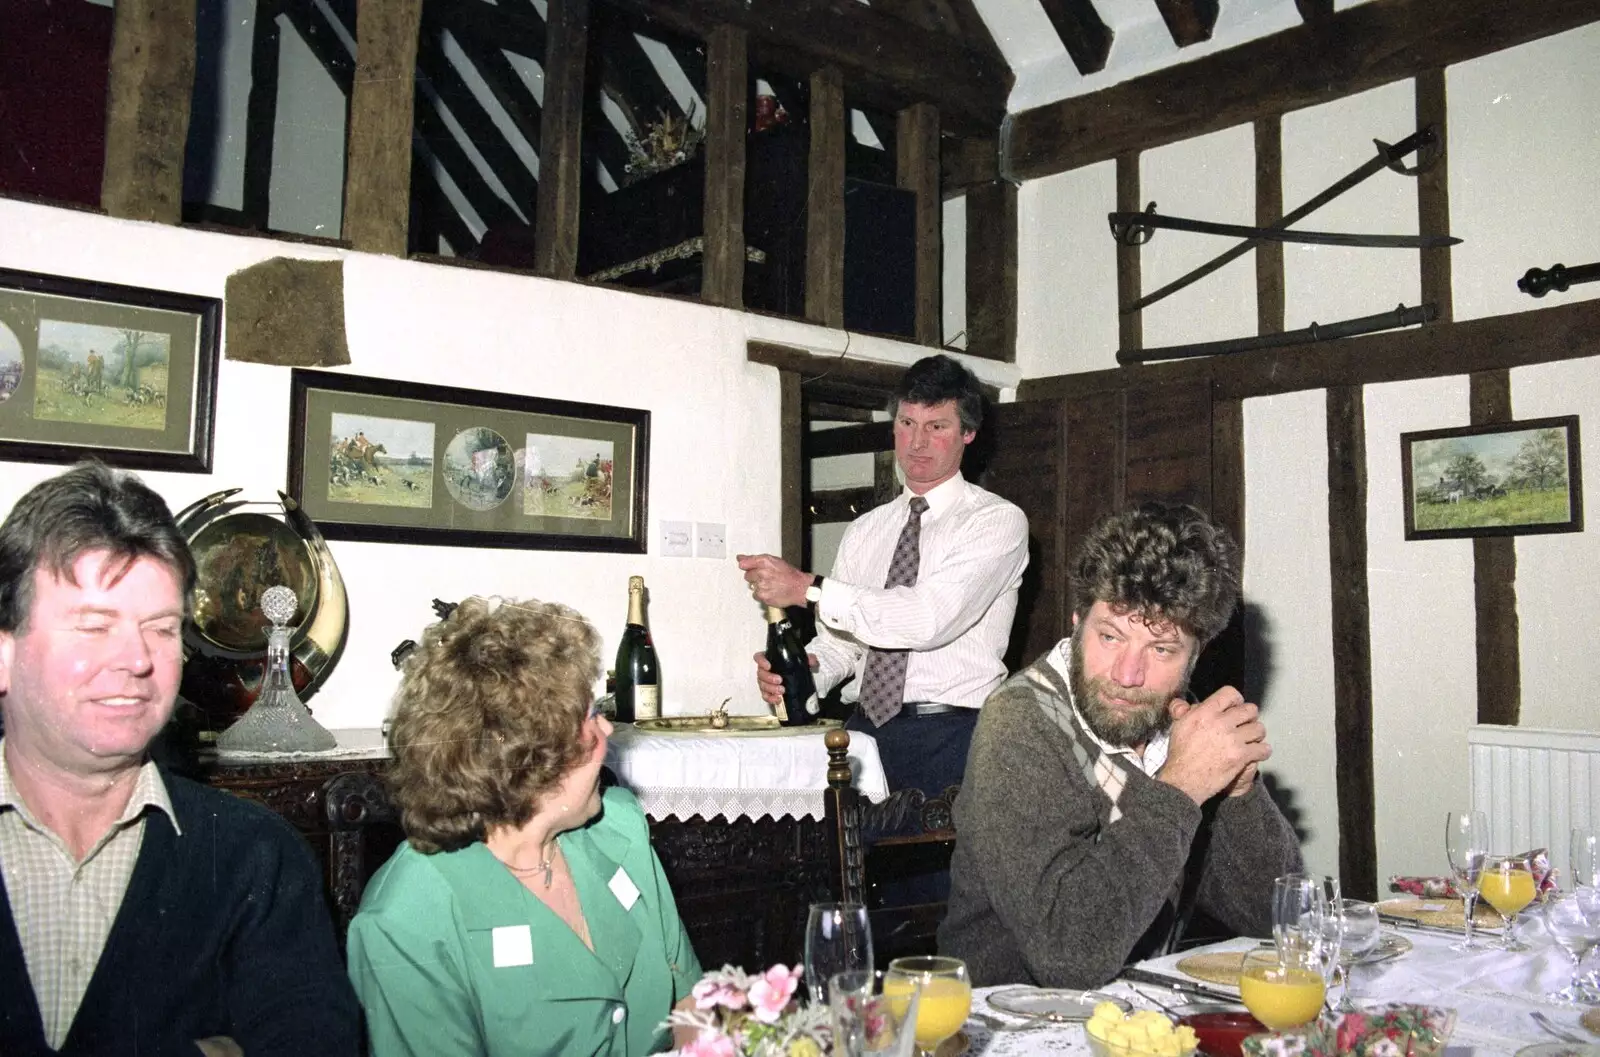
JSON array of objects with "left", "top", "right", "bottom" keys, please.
[{"left": 1468, "top": 724, "right": 1600, "bottom": 862}]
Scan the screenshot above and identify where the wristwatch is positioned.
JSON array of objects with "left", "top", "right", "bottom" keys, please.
[{"left": 805, "top": 575, "right": 824, "bottom": 604}]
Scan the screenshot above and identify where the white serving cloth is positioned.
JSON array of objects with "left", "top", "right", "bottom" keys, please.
[{"left": 602, "top": 724, "right": 890, "bottom": 822}]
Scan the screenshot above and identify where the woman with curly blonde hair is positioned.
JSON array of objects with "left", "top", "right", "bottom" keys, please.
[{"left": 346, "top": 597, "right": 700, "bottom": 1057}]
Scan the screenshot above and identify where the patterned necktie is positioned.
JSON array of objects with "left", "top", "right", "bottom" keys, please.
[{"left": 857, "top": 496, "right": 929, "bottom": 727}]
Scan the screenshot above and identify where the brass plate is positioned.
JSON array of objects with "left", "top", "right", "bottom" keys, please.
[{"left": 629, "top": 716, "right": 843, "bottom": 736}]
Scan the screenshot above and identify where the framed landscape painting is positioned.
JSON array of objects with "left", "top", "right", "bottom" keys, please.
[
  {"left": 0, "top": 268, "right": 221, "bottom": 471},
  {"left": 1401, "top": 415, "right": 1583, "bottom": 541},
  {"left": 287, "top": 369, "right": 649, "bottom": 552}
]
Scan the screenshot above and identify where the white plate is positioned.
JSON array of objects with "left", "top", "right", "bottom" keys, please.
[
  {"left": 1341, "top": 930, "right": 1413, "bottom": 966},
  {"left": 987, "top": 987, "right": 1131, "bottom": 1021}
]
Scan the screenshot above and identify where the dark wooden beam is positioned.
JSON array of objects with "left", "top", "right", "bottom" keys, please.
[
  {"left": 1255, "top": 117, "right": 1284, "bottom": 336},
  {"left": 871, "top": 0, "right": 1008, "bottom": 70},
  {"left": 781, "top": 371, "right": 804, "bottom": 568},
  {"left": 413, "top": 94, "right": 519, "bottom": 231},
  {"left": 433, "top": 0, "right": 546, "bottom": 57},
  {"left": 1005, "top": 0, "right": 1600, "bottom": 181},
  {"left": 1416, "top": 69, "right": 1452, "bottom": 325},
  {"left": 1017, "top": 297, "right": 1600, "bottom": 404},
  {"left": 1294, "top": 0, "right": 1335, "bottom": 24},
  {"left": 446, "top": 29, "right": 544, "bottom": 163},
  {"left": 702, "top": 25, "right": 748, "bottom": 308},
  {"left": 1327, "top": 383, "right": 1377, "bottom": 902},
  {"left": 942, "top": 135, "right": 997, "bottom": 199},
  {"left": 533, "top": 0, "right": 588, "bottom": 278},
  {"left": 1471, "top": 370, "right": 1521, "bottom": 726},
  {"left": 241, "top": 0, "right": 282, "bottom": 228},
  {"left": 602, "top": 0, "right": 1009, "bottom": 136},
  {"left": 1036, "top": 0, "right": 1113, "bottom": 76},
  {"left": 1116, "top": 153, "right": 1142, "bottom": 353},
  {"left": 806, "top": 67, "right": 847, "bottom": 328},
  {"left": 342, "top": 0, "right": 423, "bottom": 255},
  {"left": 965, "top": 179, "right": 1016, "bottom": 362},
  {"left": 897, "top": 102, "right": 942, "bottom": 347},
  {"left": 409, "top": 144, "right": 479, "bottom": 255},
  {"left": 805, "top": 422, "right": 894, "bottom": 459},
  {"left": 102, "top": 0, "right": 198, "bottom": 224},
  {"left": 809, "top": 486, "right": 881, "bottom": 523},
  {"left": 1154, "top": 0, "right": 1218, "bottom": 47}
]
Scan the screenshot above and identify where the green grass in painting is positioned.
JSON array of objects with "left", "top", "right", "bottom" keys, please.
[
  {"left": 32, "top": 364, "right": 170, "bottom": 431},
  {"left": 328, "top": 461, "right": 434, "bottom": 509},
  {"left": 524, "top": 475, "right": 612, "bottom": 520},
  {"left": 1414, "top": 487, "right": 1570, "bottom": 531}
]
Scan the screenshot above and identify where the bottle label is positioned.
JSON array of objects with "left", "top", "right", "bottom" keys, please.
[
  {"left": 774, "top": 699, "right": 789, "bottom": 722},
  {"left": 634, "top": 685, "right": 661, "bottom": 720},
  {"left": 804, "top": 693, "right": 820, "bottom": 716}
]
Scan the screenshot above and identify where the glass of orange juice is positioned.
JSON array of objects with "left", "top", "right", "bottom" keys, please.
[
  {"left": 1239, "top": 949, "right": 1326, "bottom": 1032},
  {"left": 1479, "top": 854, "right": 1537, "bottom": 951},
  {"left": 885, "top": 956, "right": 970, "bottom": 1057}
]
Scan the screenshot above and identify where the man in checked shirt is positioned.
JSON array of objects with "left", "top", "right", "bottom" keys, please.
[{"left": 0, "top": 463, "right": 359, "bottom": 1056}]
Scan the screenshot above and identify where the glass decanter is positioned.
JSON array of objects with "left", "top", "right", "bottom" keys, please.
[{"left": 215, "top": 585, "right": 338, "bottom": 755}]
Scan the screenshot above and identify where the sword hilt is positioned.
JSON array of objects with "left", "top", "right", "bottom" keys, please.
[{"left": 1109, "top": 203, "right": 1158, "bottom": 246}]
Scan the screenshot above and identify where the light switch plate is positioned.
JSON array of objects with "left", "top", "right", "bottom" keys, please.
[
  {"left": 660, "top": 521, "right": 692, "bottom": 557},
  {"left": 695, "top": 522, "right": 727, "bottom": 559}
]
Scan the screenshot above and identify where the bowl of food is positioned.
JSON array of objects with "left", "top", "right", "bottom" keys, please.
[
  {"left": 1176, "top": 1010, "right": 1266, "bottom": 1057},
  {"left": 1086, "top": 1002, "right": 1200, "bottom": 1057}
]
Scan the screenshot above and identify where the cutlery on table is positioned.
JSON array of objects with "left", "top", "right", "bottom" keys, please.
[
  {"left": 1119, "top": 967, "right": 1242, "bottom": 1005},
  {"left": 1531, "top": 1010, "right": 1588, "bottom": 1045}
]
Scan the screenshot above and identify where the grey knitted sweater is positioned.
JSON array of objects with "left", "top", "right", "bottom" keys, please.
[{"left": 938, "top": 655, "right": 1303, "bottom": 988}]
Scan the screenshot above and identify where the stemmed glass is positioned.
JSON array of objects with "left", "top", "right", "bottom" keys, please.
[
  {"left": 1272, "top": 874, "right": 1328, "bottom": 962},
  {"left": 1572, "top": 827, "right": 1600, "bottom": 890},
  {"left": 1333, "top": 900, "right": 1382, "bottom": 1011},
  {"left": 1479, "top": 853, "right": 1536, "bottom": 951},
  {"left": 1445, "top": 811, "right": 1489, "bottom": 951},
  {"left": 831, "top": 969, "right": 921, "bottom": 1057},
  {"left": 805, "top": 902, "right": 873, "bottom": 1004},
  {"left": 1240, "top": 948, "right": 1326, "bottom": 1032},
  {"left": 1540, "top": 888, "right": 1600, "bottom": 1004},
  {"left": 885, "top": 956, "right": 970, "bottom": 1057}
]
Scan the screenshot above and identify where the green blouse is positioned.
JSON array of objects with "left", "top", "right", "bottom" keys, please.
[{"left": 348, "top": 787, "right": 701, "bottom": 1057}]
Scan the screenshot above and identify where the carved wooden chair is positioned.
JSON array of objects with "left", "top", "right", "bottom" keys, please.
[{"left": 822, "top": 730, "right": 956, "bottom": 968}]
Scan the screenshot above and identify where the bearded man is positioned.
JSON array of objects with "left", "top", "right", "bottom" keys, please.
[{"left": 938, "top": 503, "right": 1303, "bottom": 988}]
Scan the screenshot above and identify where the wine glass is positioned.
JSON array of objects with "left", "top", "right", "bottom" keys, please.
[
  {"left": 831, "top": 969, "right": 921, "bottom": 1057},
  {"left": 805, "top": 902, "right": 873, "bottom": 1003},
  {"left": 885, "top": 956, "right": 970, "bottom": 1057},
  {"left": 1239, "top": 948, "right": 1326, "bottom": 1032},
  {"left": 1333, "top": 900, "right": 1382, "bottom": 1011},
  {"left": 1572, "top": 827, "right": 1600, "bottom": 890},
  {"left": 1479, "top": 853, "right": 1536, "bottom": 951},
  {"left": 1445, "top": 811, "right": 1489, "bottom": 951},
  {"left": 1271, "top": 874, "right": 1327, "bottom": 962},
  {"left": 1540, "top": 889, "right": 1600, "bottom": 1003}
]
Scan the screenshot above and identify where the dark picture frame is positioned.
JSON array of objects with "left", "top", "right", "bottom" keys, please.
[
  {"left": 288, "top": 369, "right": 649, "bottom": 552},
  {"left": 1401, "top": 415, "right": 1583, "bottom": 541},
  {"left": 0, "top": 268, "right": 222, "bottom": 472}
]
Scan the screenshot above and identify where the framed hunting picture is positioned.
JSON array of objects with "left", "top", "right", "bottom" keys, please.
[{"left": 1401, "top": 415, "right": 1583, "bottom": 541}]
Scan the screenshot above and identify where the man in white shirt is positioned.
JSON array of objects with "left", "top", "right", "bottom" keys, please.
[{"left": 738, "top": 355, "right": 1029, "bottom": 803}]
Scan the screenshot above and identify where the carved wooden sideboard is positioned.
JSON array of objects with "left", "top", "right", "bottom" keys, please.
[{"left": 192, "top": 737, "right": 864, "bottom": 972}]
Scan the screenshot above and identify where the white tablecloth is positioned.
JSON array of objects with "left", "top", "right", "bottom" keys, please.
[
  {"left": 957, "top": 920, "right": 1590, "bottom": 1055},
  {"left": 602, "top": 723, "right": 890, "bottom": 822}
]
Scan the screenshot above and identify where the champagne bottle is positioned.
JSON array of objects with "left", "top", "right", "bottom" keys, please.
[
  {"left": 764, "top": 605, "right": 818, "bottom": 726},
  {"left": 614, "top": 576, "right": 660, "bottom": 722}
]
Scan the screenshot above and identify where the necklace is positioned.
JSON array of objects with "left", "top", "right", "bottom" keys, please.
[{"left": 498, "top": 845, "right": 558, "bottom": 887}]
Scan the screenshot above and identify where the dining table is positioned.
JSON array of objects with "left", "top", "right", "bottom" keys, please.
[{"left": 955, "top": 914, "right": 1596, "bottom": 1056}]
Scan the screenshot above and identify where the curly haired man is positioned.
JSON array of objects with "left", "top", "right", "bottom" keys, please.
[{"left": 939, "top": 503, "right": 1303, "bottom": 987}]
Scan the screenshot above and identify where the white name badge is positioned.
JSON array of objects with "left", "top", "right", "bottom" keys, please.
[
  {"left": 492, "top": 924, "right": 534, "bottom": 967},
  {"left": 609, "top": 867, "right": 641, "bottom": 911}
]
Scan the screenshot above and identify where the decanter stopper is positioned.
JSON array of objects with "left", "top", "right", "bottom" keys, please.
[{"left": 215, "top": 585, "right": 339, "bottom": 755}]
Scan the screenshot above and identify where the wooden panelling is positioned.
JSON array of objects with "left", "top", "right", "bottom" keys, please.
[
  {"left": 702, "top": 25, "right": 748, "bottom": 308},
  {"left": 1004, "top": 0, "right": 1600, "bottom": 181},
  {"left": 806, "top": 67, "right": 847, "bottom": 329},
  {"left": 1255, "top": 117, "right": 1284, "bottom": 336},
  {"left": 897, "top": 102, "right": 942, "bottom": 347},
  {"left": 781, "top": 371, "right": 803, "bottom": 568},
  {"left": 982, "top": 399, "right": 1068, "bottom": 669},
  {"left": 965, "top": 179, "right": 1017, "bottom": 362},
  {"left": 1471, "top": 370, "right": 1521, "bottom": 727},
  {"left": 1062, "top": 393, "right": 1125, "bottom": 611},
  {"left": 1116, "top": 153, "right": 1143, "bottom": 354},
  {"left": 1327, "top": 384, "right": 1377, "bottom": 901},
  {"left": 342, "top": 0, "right": 424, "bottom": 255},
  {"left": 1124, "top": 381, "right": 1212, "bottom": 509},
  {"left": 102, "top": 0, "right": 198, "bottom": 224},
  {"left": 532, "top": 0, "right": 587, "bottom": 279}
]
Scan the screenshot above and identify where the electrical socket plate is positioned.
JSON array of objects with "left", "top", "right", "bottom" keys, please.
[
  {"left": 660, "top": 521, "right": 692, "bottom": 557},
  {"left": 695, "top": 522, "right": 726, "bottom": 559}
]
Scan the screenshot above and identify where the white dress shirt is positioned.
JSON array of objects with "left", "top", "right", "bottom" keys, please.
[{"left": 811, "top": 473, "right": 1029, "bottom": 711}]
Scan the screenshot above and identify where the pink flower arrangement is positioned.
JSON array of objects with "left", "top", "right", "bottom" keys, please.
[{"left": 668, "top": 965, "right": 830, "bottom": 1057}]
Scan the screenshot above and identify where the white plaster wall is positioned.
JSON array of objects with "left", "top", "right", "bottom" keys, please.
[
  {"left": 1243, "top": 390, "right": 1339, "bottom": 879},
  {"left": 1015, "top": 160, "right": 1118, "bottom": 378},
  {"left": 942, "top": 195, "right": 968, "bottom": 349},
  {"left": 1448, "top": 23, "right": 1600, "bottom": 322},
  {"left": 1141, "top": 124, "right": 1257, "bottom": 349},
  {"left": 1282, "top": 81, "right": 1419, "bottom": 330},
  {"left": 1511, "top": 357, "right": 1600, "bottom": 734},
  {"left": 1365, "top": 376, "right": 1477, "bottom": 882},
  {"left": 0, "top": 199, "right": 773, "bottom": 728}
]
